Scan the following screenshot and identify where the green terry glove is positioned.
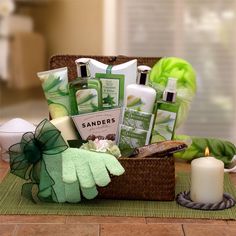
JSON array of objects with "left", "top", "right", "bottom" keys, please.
[
  {"left": 38, "top": 148, "right": 125, "bottom": 203},
  {"left": 62, "top": 148, "right": 99, "bottom": 200},
  {"left": 39, "top": 153, "right": 82, "bottom": 203},
  {"left": 62, "top": 148, "right": 125, "bottom": 189}
]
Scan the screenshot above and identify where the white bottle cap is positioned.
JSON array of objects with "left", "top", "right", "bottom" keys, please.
[
  {"left": 75, "top": 58, "right": 91, "bottom": 78},
  {"left": 163, "top": 77, "right": 177, "bottom": 102},
  {"left": 137, "top": 65, "right": 151, "bottom": 85},
  {"left": 166, "top": 77, "right": 177, "bottom": 91}
]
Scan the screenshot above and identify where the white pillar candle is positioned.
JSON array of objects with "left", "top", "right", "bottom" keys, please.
[
  {"left": 190, "top": 155, "right": 224, "bottom": 204},
  {"left": 50, "top": 116, "right": 78, "bottom": 144}
]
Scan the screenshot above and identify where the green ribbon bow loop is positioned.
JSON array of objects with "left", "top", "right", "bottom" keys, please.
[{"left": 9, "top": 119, "right": 68, "bottom": 202}]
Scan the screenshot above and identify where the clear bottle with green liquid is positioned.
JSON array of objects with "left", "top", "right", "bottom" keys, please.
[
  {"left": 151, "top": 77, "right": 179, "bottom": 142},
  {"left": 69, "top": 59, "right": 102, "bottom": 115}
]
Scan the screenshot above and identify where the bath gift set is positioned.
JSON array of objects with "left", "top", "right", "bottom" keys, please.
[{"left": 0, "top": 55, "right": 235, "bottom": 209}]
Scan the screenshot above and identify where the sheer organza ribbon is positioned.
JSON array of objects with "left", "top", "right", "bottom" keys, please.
[{"left": 9, "top": 119, "right": 68, "bottom": 202}]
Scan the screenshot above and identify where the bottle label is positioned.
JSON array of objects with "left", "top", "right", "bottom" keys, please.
[
  {"left": 123, "top": 108, "right": 154, "bottom": 131},
  {"left": 100, "top": 78, "right": 120, "bottom": 108},
  {"left": 126, "top": 95, "right": 145, "bottom": 111},
  {"left": 76, "top": 88, "right": 98, "bottom": 114},
  {"left": 95, "top": 73, "right": 125, "bottom": 109},
  {"left": 151, "top": 109, "right": 177, "bottom": 142},
  {"left": 40, "top": 72, "right": 71, "bottom": 118},
  {"left": 46, "top": 90, "right": 71, "bottom": 118},
  {"left": 118, "top": 125, "right": 150, "bottom": 156}
]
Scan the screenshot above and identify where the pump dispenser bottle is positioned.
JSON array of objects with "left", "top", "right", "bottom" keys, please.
[
  {"left": 151, "top": 77, "right": 179, "bottom": 142},
  {"left": 125, "top": 65, "right": 156, "bottom": 113},
  {"left": 69, "top": 59, "right": 101, "bottom": 115}
]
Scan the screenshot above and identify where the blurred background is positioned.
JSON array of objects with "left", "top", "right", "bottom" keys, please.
[{"left": 0, "top": 0, "right": 235, "bottom": 143}]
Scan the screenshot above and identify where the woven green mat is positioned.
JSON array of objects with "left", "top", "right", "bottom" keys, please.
[{"left": 0, "top": 172, "right": 235, "bottom": 219}]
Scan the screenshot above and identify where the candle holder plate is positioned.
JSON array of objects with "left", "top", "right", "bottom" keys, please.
[{"left": 176, "top": 191, "right": 236, "bottom": 210}]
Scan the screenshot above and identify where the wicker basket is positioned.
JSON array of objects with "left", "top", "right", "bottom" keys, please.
[
  {"left": 50, "top": 55, "right": 175, "bottom": 201},
  {"left": 98, "top": 157, "right": 175, "bottom": 201}
]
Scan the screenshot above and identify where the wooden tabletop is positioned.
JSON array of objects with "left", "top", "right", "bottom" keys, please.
[{"left": 0, "top": 159, "right": 235, "bottom": 236}]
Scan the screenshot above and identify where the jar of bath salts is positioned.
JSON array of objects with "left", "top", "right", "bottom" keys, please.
[{"left": 0, "top": 118, "right": 35, "bottom": 162}]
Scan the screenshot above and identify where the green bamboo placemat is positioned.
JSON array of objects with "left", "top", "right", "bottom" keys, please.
[{"left": 0, "top": 172, "right": 235, "bottom": 219}]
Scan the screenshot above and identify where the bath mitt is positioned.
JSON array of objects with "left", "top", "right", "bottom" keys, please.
[
  {"left": 41, "top": 153, "right": 81, "bottom": 203},
  {"left": 62, "top": 148, "right": 125, "bottom": 188},
  {"left": 40, "top": 152, "right": 99, "bottom": 203}
]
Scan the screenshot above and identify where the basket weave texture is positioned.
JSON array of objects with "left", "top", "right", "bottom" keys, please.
[
  {"left": 50, "top": 55, "right": 175, "bottom": 201},
  {"left": 98, "top": 157, "right": 175, "bottom": 201}
]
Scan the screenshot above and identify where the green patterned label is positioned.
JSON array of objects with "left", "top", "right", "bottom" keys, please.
[
  {"left": 123, "top": 108, "right": 154, "bottom": 131},
  {"left": 118, "top": 125, "right": 150, "bottom": 156},
  {"left": 95, "top": 73, "right": 124, "bottom": 109},
  {"left": 151, "top": 109, "right": 177, "bottom": 142},
  {"left": 76, "top": 88, "right": 98, "bottom": 114}
]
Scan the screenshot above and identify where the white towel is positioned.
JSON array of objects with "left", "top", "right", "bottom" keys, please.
[
  {"left": 0, "top": 14, "right": 33, "bottom": 80},
  {"left": 0, "top": 38, "right": 9, "bottom": 80},
  {"left": 0, "top": 14, "right": 33, "bottom": 36}
]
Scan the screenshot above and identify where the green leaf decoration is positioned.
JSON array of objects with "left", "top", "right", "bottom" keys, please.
[
  {"left": 155, "top": 112, "right": 172, "bottom": 124},
  {"left": 47, "top": 99, "right": 53, "bottom": 105},
  {"left": 77, "top": 93, "right": 96, "bottom": 105},
  {"left": 42, "top": 75, "right": 61, "bottom": 92},
  {"left": 103, "top": 94, "right": 116, "bottom": 106},
  {"left": 57, "top": 88, "right": 69, "bottom": 96},
  {"left": 126, "top": 95, "right": 144, "bottom": 109}
]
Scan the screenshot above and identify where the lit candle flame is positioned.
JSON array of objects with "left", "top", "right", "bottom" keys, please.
[{"left": 205, "top": 147, "right": 210, "bottom": 157}]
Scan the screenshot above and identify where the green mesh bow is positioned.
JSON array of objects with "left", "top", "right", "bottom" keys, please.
[{"left": 9, "top": 119, "right": 68, "bottom": 202}]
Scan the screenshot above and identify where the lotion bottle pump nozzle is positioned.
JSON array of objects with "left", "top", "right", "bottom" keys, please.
[
  {"left": 75, "top": 58, "right": 91, "bottom": 78},
  {"left": 163, "top": 77, "right": 177, "bottom": 103},
  {"left": 137, "top": 65, "right": 151, "bottom": 85}
]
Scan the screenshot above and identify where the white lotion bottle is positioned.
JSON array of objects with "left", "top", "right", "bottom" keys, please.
[{"left": 125, "top": 65, "right": 156, "bottom": 113}]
